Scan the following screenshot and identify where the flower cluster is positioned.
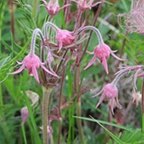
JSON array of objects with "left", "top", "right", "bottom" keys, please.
[{"left": 94, "top": 65, "right": 144, "bottom": 114}]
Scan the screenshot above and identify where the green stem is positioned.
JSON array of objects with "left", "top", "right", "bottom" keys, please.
[
  {"left": 141, "top": 79, "right": 144, "bottom": 132},
  {"left": 42, "top": 87, "right": 53, "bottom": 144},
  {"left": 58, "top": 68, "right": 65, "bottom": 144},
  {"left": 21, "top": 124, "right": 28, "bottom": 144},
  {"left": 75, "top": 66, "right": 85, "bottom": 144},
  {"left": 32, "top": 0, "right": 38, "bottom": 18}
]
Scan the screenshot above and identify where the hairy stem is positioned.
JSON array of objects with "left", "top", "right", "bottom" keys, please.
[
  {"left": 9, "top": 0, "right": 15, "bottom": 40},
  {"left": 79, "top": 0, "right": 104, "bottom": 64},
  {"left": 42, "top": 87, "right": 53, "bottom": 144},
  {"left": 75, "top": 66, "right": 85, "bottom": 144},
  {"left": 58, "top": 67, "right": 65, "bottom": 144}
]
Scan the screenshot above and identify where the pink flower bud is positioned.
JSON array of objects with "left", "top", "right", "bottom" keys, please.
[
  {"left": 21, "top": 106, "right": 29, "bottom": 124},
  {"left": 12, "top": 53, "right": 59, "bottom": 83},
  {"left": 95, "top": 83, "right": 122, "bottom": 114},
  {"left": 56, "top": 29, "right": 75, "bottom": 50},
  {"left": 85, "top": 43, "right": 123, "bottom": 74},
  {"left": 42, "top": 0, "right": 60, "bottom": 16}
]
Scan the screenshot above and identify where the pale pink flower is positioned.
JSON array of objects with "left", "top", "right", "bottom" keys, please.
[
  {"left": 21, "top": 106, "right": 29, "bottom": 124},
  {"left": 42, "top": 0, "right": 60, "bottom": 15},
  {"left": 84, "top": 43, "right": 123, "bottom": 74},
  {"left": 94, "top": 83, "right": 122, "bottom": 114},
  {"left": 12, "top": 53, "right": 58, "bottom": 83},
  {"left": 72, "top": 0, "right": 101, "bottom": 11},
  {"left": 56, "top": 29, "right": 75, "bottom": 50},
  {"left": 42, "top": 0, "right": 70, "bottom": 16}
]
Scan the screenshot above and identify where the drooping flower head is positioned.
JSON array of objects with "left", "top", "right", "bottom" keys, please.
[
  {"left": 56, "top": 29, "right": 75, "bottom": 50},
  {"left": 94, "top": 83, "right": 122, "bottom": 114},
  {"left": 12, "top": 53, "right": 58, "bottom": 83},
  {"left": 42, "top": 0, "right": 70, "bottom": 16},
  {"left": 84, "top": 42, "right": 123, "bottom": 74},
  {"left": 42, "top": 0, "right": 60, "bottom": 16},
  {"left": 76, "top": 26, "right": 123, "bottom": 73},
  {"left": 42, "top": 22, "right": 75, "bottom": 51},
  {"left": 72, "top": 0, "right": 101, "bottom": 12},
  {"left": 12, "top": 28, "right": 59, "bottom": 83}
]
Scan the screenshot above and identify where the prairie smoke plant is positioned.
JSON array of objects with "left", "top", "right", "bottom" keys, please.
[
  {"left": 72, "top": 0, "right": 101, "bottom": 12},
  {"left": 94, "top": 83, "right": 121, "bottom": 114},
  {"left": 42, "top": 0, "right": 60, "bottom": 16},
  {"left": 42, "top": 0, "right": 70, "bottom": 16},
  {"left": 12, "top": 28, "right": 59, "bottom": 83},
  {"left": 56, "top": 29, "right": 75, "bottom": 50},
  {"left": 77, "top": 26, "right": 123, "bottom": 73},
  {"left": 85, "top": 43, "right": 123, "bottom": 73},
  {"left": 42, "top": 22, "right": 75, "bottom": 51}
]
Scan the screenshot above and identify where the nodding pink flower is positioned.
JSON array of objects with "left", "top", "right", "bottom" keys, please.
[
  {"left": 12, "top": 53, "right": 58, "bottom": 83},
  {"left": 56, "top": 29, "right": 75, "bottom": 50},
  {"left": 94, "top": 83, "right": 122, "bottom": 114},
  {"left": 21, "top": 106, "right": 29, "bottom": 124},
  {"left": 42, "top": 0, "right": 70, "bottom": 16},
  {"left": 84, "top": 43, "right": 123, "bottom": 74},
  {"left": 42, "top": 0, "right": 60, "bottom": 15},
  {"left": 72, "top": 0, "right": 101, "bottom": 11}
]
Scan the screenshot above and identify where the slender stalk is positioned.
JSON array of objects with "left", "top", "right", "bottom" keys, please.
[
  {"left": 21, "top": 124, "right": 28, "bottom": 144},
  {"left": 58, "top": 67, "right": 65, "bottom": 144},
  {"left": 32, "top": 0, "right": 38, "bottom": 18},
  {"left": 78, "top": 0, "right": 104, "bottom": 64},
  {"left": 75, "top": 66, "right": 85, "bottom": 144},
  {"left": 9, "top": 0, "right": 15, "bottom": 40},
  {"left": 42, "top": 87, "right": 53, "bottom": 144},
  {"left": 141, "top": 78, "right": 144, "bottom": 132}
]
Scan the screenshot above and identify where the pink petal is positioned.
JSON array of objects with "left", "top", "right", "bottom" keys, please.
[
  {"left": 41, "top": 64, "right": 59, "bottom": 78},
  {"left": 96, "top": 94, "right": 105, "bottom": 108},
  {"left": 60, "top": 4, "right": 71, "bottom": 10},
  {"left": 42, "top": 0, "right": 47, "bottom": 6},
  {"left": 102, "top": 58, "right": 109, "bottom": 74},
  {"left": 11, "top": 65, "right": 25, "bottom": 74},
  {"left": 84, "top": 56, "right": 97, "bottom": 70},
  {"left": 32, "top": 67, "right": 40, "bottom": 83},
  {"left": 110, "top": 51, "right": 125, "bottom": 61}
]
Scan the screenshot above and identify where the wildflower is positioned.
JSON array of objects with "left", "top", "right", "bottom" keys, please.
[
  {"left": 21, "top": 106, "right": 29, "bottom": 124},
  {"left": 94, "top": 83, "right": 122, "bottom": 114},
  {"left": 42, "top": 0, "right": 60, "bottom": 16},
  {"left": 84, "top": 43, "right": 123, "bottom": 74},
  {"left": 42, "top": 0, "right": 70, "bottom": 16},
  {"left": 12, "top": 28, "right": 59, "bottom": 83},
  {"left": 12, "top": 53, "right": 58, "bottom": 83},
  {"left": 72, "top": 0, "right": 101, "bottom": 12},
  {"left": 56, "top": 29, "right": 75, "bottom": 50}
]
